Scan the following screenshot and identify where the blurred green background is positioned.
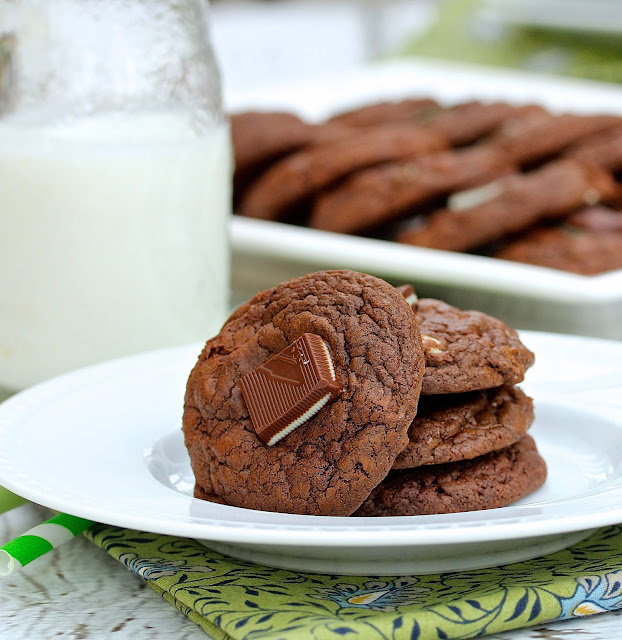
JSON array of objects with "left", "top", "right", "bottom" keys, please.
[{"left": 404, "top": 0, "right": 622, "bottom": 83}]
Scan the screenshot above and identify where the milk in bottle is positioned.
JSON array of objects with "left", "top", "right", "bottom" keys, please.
[{"left": 0, "top": 0, "right": 232, "bottom": 390}]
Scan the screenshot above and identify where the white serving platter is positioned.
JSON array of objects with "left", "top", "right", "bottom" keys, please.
[{"left": 226, "top": 59, "right": 622, "bottom": 339}]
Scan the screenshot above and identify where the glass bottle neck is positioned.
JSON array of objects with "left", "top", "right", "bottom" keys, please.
[{"left": 1, "top": 0, "right": 222, "bottom": 124}]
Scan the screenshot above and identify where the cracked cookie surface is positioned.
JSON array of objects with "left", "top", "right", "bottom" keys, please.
[
  {"left": 393, "top": 386, "right": 534, "bottom": 469},
  {"left": 415, "top": 299, "right": 535, "bottom": 395},
  {"left": 183, "top": 270, "right": 425, "bottom": 516},
  {"left": 355, "top": 435, "right": 546, "bottom": 516}
]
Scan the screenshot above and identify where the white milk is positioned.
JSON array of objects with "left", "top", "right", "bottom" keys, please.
[{"left": 0, "top": 111, "right": 232, "bottom": 390}]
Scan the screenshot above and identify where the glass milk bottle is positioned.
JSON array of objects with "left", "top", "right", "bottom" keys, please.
[{"left": 0, "top": 0, "right": 232, "bottom": 391}]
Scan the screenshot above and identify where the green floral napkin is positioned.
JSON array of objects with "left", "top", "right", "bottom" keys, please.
[
  {"left": 403, "top": 0, "right": 622, "bottom": 83},
  {"left": 85, "top": 524, "right": 622, "bottom": 640},
  {"left": 0, "top": 390, "right": 28, "bottom": 516},
  {"left": 0, "top": 487, "right": 27, "bottom": 515}
]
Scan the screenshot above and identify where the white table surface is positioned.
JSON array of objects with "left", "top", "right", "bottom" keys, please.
[{"left": 2, "top": 502, "right": 622, "bottom": 639}]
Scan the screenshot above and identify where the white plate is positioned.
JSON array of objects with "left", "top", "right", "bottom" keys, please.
[
  {"left": 1, "top": 331, "right": 622, "bottom": 575},
  {"left": 226, "top": 60, "right": 622, "bottom": 340}
]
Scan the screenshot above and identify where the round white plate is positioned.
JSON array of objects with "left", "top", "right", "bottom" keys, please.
[{"left": 1, "top": 331, "right": 622, "bottom": 575}]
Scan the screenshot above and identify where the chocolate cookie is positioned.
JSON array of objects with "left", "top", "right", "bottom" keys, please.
[
  {"left": 231, "top": 111, "right": 313, "bottom": 201},
  {"left": 309, "top": 144, "right": 515, "bottom": 234},
  {"left": 354, "top": 435, "right": 547, "bottom": 516},
  {"left": 426, "top": 102, "right": 544, "bottom": 147},
  {"left": 231, "top": 111, "right": 355, "bottom": 199},
  {"left": 326, "top": 98, "right": 440, "bottom": 128},
  {"left": 393, "top": 386, "right": 534, "bottom": 469},
  {"left": 238, "top": 123, "right": 447, "bottom": 221},
  {"left": 397, "top": 159, "right": 619, "bottom": 252},
  {"left": 193, "top": 483, "right": 227, "bottom": 505},
  {"left": 183, "top": 270, "right": 425, "bottom": 516},
  {"left": 414, "top": 298, "right": 534, "bottom": 395},
  {"left": 231, "top": 111, "right": 314, "bottom": 175},
  {"left": 325, "top": 100, "right": 534, "bottom": 145},
  {"left": 565, "top": 126, "right": 622, "bottom": 173},
  {"left": 490, "top": 113, "right": 622, "bottom": 166},
  {"left": 495, "top": 206, "right": 622, "bottom": 275}
]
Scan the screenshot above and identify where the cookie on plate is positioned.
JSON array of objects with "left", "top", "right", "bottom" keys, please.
[
  {"left": 411, "top": 298, "right": 535, "bottom": 395},
  {"left": 393, "top": 386, "right": 534, "bottom": 469},
  {"left": 354, "top": 435, "right": 547, "bottom": 516},
  {"left": 183, "top": 270, "right": 425, "bottom": 516}
]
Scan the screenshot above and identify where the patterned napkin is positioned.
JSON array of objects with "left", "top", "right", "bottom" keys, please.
[
  {"left": 0, "top": 487, "right": 27, "bottom": 515},
  {"left": 85, "top": 524, "right": 622, "bottom": 640},
  {"left": 403, "top": 0, "right": 622, "bottom": 83}
]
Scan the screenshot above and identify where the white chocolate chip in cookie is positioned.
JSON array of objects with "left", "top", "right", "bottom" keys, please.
[
  {"left": 395, "top": 284, "right": 419, "bottom": 308},
  {"left": 583, "top": 187, "right": 601, "bottom": 206},
  {"left": 448, "top": 180, "right": 504, "bottom": 211},
  {"left": 422, "top": 335, "right": 444, "bottom": 354}
]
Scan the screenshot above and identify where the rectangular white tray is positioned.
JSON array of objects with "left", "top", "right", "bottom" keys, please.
[{"left": 226, "top": 59, "right": 622, "bottom": 339}]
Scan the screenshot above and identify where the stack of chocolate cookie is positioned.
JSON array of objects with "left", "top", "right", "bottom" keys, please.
[
  {"left": 354, "top": 290, "right": 545, "bottom": 516},
  {"left": 183, "top": 270, "right": 546, "bottom": 517}
]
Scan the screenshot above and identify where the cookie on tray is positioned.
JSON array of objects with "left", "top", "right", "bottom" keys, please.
[
  {"left": 412, "top": 298, "right": 535, "bottom": 395},
  {"left": 326, "top": 98, "right": 440, "bottom": 128},
  {"left": 397, "top": 159, "right": 619, "bottom": 252},
  {"left": 183, "top": 270, "right": 425, "bottom": 516},
  {"left": 565, "top": 126, "right": 622, "bottom": 173},
  {"left": 393, "top": 386, "right": 534, "bottom": 469},
  {"left": 426, "top": 102, "right": 546, "bottom": 147},
  {"left": 237, "top": 122, "right": 447, "bottom": 221},
  {"left": 354, "top": 435, "right": 547, "bottom": 516},
  {"left": 231, "top": 111, "right": 355, "bottom": 197},
  {"left": 309, "top": 144, "right": 515, "bottom": 233},
  {"left": 494, "top": 206, "right": 622, "bottom": 275},
  {"left": 490, "top": 113, "right": 622, "bottom": 166},
  {"left": 231, "top": 111, "right": 314, "bottom": 174},
  {"left": 325, "top": 100, "right": 535, "bottom": 145}
]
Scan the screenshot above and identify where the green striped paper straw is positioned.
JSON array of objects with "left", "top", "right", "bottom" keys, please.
[{"left": 0, "top": 512, "right": 93, "bottom": 576}]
